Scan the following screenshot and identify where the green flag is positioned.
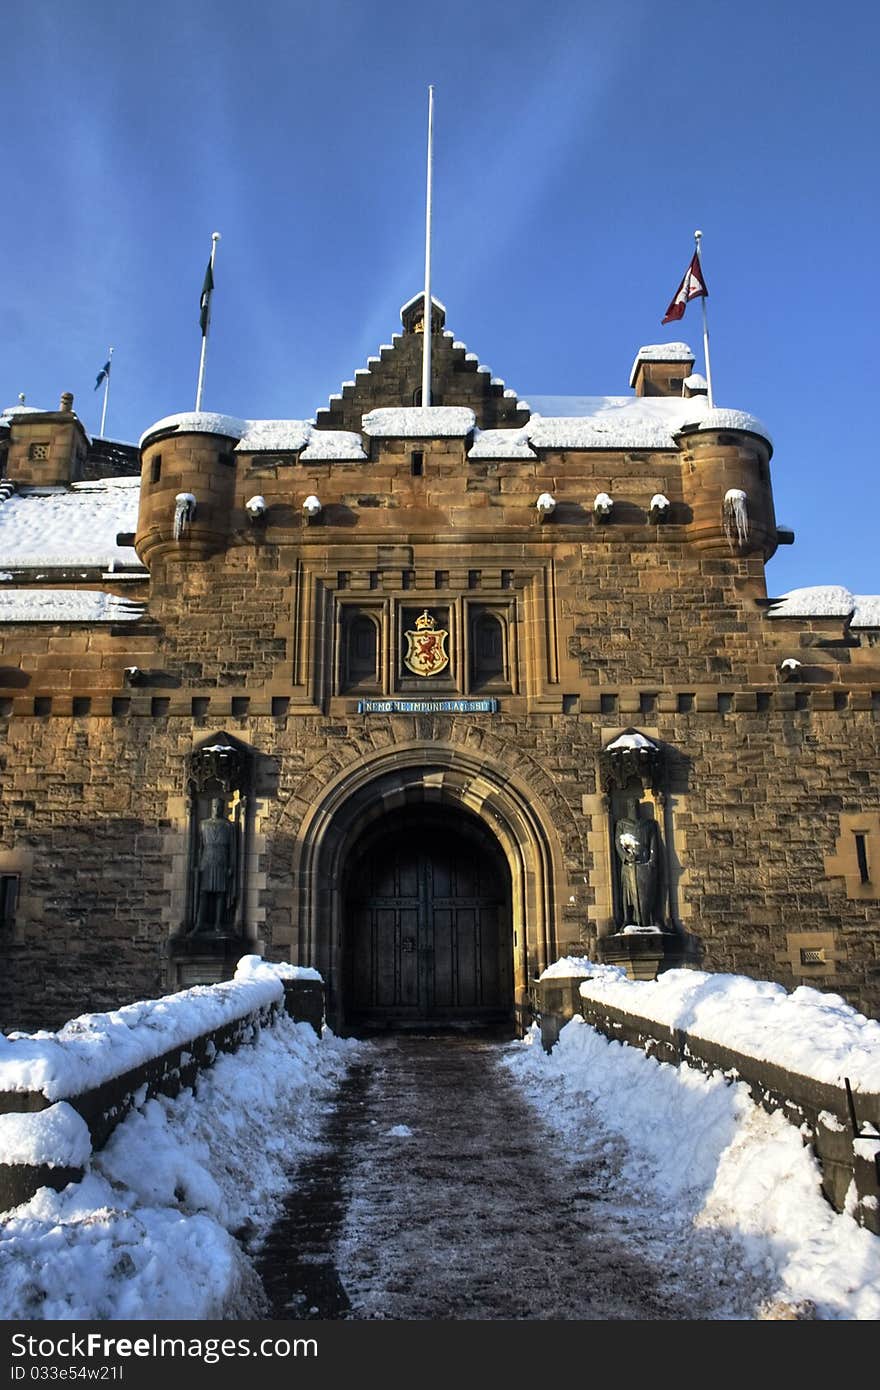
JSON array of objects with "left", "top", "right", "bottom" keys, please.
[{"left": 199, "top": 260, "right": 214, "bottom": 336}]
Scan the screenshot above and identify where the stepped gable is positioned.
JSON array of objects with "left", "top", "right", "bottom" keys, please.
[{"left": 314, "top": 292, "right": 529, "bottom": 432}]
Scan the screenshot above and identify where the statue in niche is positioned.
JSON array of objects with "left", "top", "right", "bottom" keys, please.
[
  {"left": 614, "top": 795, "right": 664, "bottom": 928},
  {"left": 193, "top": 796, "right": 236, "bottom": 933}
]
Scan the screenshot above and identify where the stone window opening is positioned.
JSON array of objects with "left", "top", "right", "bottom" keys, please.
[
  {"left": 150, "top": 455, "right": 162, "bottom": 484},
  {"left": 855, "top": 833, "right": 871, "bottom": 884},
  {"left": 469, "top": 609, "right": 507, "bottom": 691},
  {"left": 411, "top": 450, "right": 424, "bottom": 477},
  {"left": 342, "top": 611, "right": 380, "bottom": 692},
  {"left": 28, "top": 443, "right": 49, "bottom": 461}
]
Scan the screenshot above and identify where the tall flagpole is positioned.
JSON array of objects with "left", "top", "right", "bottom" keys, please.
[
  {"left": 694, "top": 229, "right": 714, "bottom": 408},
  {"left": 195, "top": 232, "right": 221, "bottom": 412},
  {"left": 421, "top": 85, "right": 435, "bottom": 408},
  {"left": 99, "top": 346, "right": 113, "bottom": 437}
]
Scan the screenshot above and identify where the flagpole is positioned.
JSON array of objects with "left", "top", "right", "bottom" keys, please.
[
  {"left": 694, "top": 230, "right": 714, "bottom": 408},
  {"left": 195, "top": 232, "right": 221, "bottom": 413},
  {"left": 421, "top": 85, "right": 434, "bottom": 408},
  {"left": 99, "top": 346, "right": 113, "bottom": 437}
]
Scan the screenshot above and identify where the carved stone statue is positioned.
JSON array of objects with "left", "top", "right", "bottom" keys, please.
[
  {"left": 194, "top": 796, "right": 236, "bottom": 933},
  {"left": 614, "top": 796, "right": 664, "bottom": 927}
]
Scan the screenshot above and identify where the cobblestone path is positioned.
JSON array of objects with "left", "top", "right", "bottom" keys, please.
[{"left": 254, "top": 1035, "right": 701, "bottom": 1320}]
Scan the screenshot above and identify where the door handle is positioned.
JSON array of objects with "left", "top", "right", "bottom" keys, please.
[{"left": 402, "top": 936, "right": 416, "bottom": 954}]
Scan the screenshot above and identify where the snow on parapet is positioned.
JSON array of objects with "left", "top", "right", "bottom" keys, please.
[
  {"left": 0, "top": 1103, "right": 92, "bottom": 1169},
  {"left": 139, "top": 412, "right": 247, "bottom": 449},
  {"left": 516, "top": 394, "right": 772, "bottom": 452},
  {"left": 629, "top": 342, "right": 694, "bottom": 387},
  {"left": 300, "top": 431, "right": 367, "bottom": 461},
  {"left": 853, "top": 595, "right": 880, "bottom": 629},
  {"left": 468, "top": 426, "right": 536, "bottom": 460},
  {"left": 577, "top": 967, "right": 880, "bottom": 1092},
  {"left": 362, "top": 407, "right": 476, "bottom": 438},
  {"left": 0, "top": 478, "right": 141, "bottom": 570},
  {"left": 0, "top": 591, "right": 144, "bottom": 623},
  {"left": 0, "top": 958, "right": 291, "bottom": 1100},
  {"left": 236, "top": 420, "right": 313, "bottom": 453}
]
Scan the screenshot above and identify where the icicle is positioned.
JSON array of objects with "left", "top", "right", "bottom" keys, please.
[
  {"left": 723, "top": 488, "right": 749, "bottom": 547},
  {"left": 173, "top": 492, "right": 197, "bottom": 541}
]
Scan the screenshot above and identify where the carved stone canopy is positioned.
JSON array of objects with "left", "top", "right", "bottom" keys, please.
[
  {"left": 599, "top": 728, "right": 665, "bottom": 794},
  {"left": 189, "top": 732, "right": 250, "bottom": 796}
]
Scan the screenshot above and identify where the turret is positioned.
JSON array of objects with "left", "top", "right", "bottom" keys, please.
[
  {"left": 2, "top": 392, "right": 90, "bottom": 485},
  {"left": 136, "top": 412, "right": 245, "bottom": 566},
  {"left": 677, "top": 411, "right": 777, "bottom": 560}
]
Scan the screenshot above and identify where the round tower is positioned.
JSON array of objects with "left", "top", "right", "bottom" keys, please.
[
  {"left": 677, "top": 412, "right": 777, "bottom": 560},
  {"left": 135, "top": 412, "right": 245, "bottom": 567}
]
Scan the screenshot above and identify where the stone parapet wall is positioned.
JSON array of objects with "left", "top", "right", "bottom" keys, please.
[
  {"left": 535, "top": 975, "right": 880, "bottom": 1235},
  {"left": 0, "top": 976, "right": 324, "bottom": 1213}
]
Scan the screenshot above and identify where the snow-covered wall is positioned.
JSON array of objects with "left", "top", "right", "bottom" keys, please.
[{"left": 0, "top": 958, "right": 324, "bottom": 1213}]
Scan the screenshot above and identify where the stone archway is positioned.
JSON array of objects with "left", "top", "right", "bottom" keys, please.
[{"left": 284, "top": 742, "right": 569, "bottom": 1029}]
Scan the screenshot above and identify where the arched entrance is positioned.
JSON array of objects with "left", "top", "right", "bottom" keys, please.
[
  {"left": 343, "top": 804, "right": 513, "bottom": 1029},
  {"left": 285, "top": 741, "right": 573, "bottom": 1031}
]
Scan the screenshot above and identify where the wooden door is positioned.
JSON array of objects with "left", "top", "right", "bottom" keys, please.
[{"left": 346, "top": 823, "right": 511, "bottom": 1026}]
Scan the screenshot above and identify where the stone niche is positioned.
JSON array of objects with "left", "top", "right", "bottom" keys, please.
[
  {"left": 596, "top": 729, "right": 690, "bottom": 979},
  {"left": 168, "top": 731, "right": 257, "bottom": 988}
]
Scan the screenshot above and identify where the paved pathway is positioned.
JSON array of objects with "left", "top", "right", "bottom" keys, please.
[{"left": 255, "top": 1035, "right": 706, "bottom": 1320}]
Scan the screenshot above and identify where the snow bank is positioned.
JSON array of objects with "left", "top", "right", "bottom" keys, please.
[
  {"left": 506, "top": 1018, "right": 880, "bottom": 1319},
  {"left": 0, "top": 1016, "right": 358, "bottom": 1320},
  {"left": 0, "top": 957, "right": 290, "bottom": 1100},
  {"left": 578, "top": 967, "right": 880, "bottom": 1093}
]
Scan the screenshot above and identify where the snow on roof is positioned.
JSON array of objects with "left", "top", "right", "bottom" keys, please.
[
  {"left": 629, "top": 342, "right": 694, "bottom": 386},
  {"left": 399, "top": 291, "right": 447, "bottom": 316},
  {"left": 766, "top": 585, "right": 856, "bottom": 620},
  {"left": 468, "top": 427, "right": 536, "bottom": 460},
  {"left": 0, "top": 590, "right": 145, "bottom": 623},
  {"left": 234, "top": 419, "right": 312, "bottom": 453},
  {"left": 0, "top": 478, "right": 141, "bottom": 570},
  {"left": 139, "top": 412, "right": 246, "bottom": 448},
  {"left": 361, "top": 407, "right": 476, "bottom": 438},
  {"left": 299, "top": 430, "right": 367, "bottom": 461},
  {"left": 765, "top": 586, "right": 880, "bottom": 628},
  {"left": 684, "top": 373, "right": 708, "bottom": 390},
  {"left": 686, "top": 407, "right": 772, "bottom": 441}
]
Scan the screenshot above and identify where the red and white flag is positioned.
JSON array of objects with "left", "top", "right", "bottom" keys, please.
[{"left": 662, "top": 251, "right": 708, "bottom": 324}]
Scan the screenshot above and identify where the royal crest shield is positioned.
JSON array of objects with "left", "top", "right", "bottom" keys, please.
[{"left": 404, "top": 610, "right": 449, "bottom": 677}]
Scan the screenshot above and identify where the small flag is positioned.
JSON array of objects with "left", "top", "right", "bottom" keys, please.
[
  {"left": 662, "top": 251, "right": 708, "bottom": 324},
  {"left": 199, "top": 260, "right": 214, "bottom": 336},
  {"left": 94, "top": 359, "right": 111, "bottom": 391}
]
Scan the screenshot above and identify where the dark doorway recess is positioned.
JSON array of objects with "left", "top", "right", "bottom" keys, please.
[{"left": 343, "top": 805, "right": 513, "bottom": 1032}]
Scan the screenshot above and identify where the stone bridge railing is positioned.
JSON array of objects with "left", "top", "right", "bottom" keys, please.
[
  {"left": 535, "top": 972, "right": 880, "bottom": 1237},
  {"left": 0, "top": 958, "right": 325, "bottom": 1213}
]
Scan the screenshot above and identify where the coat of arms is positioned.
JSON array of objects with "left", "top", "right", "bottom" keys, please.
[{"left": 404, "top": 610, "right": 449, "bottom": 677}]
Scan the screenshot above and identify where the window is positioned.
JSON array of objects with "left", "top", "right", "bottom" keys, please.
[
  {"left": 855, "top": 833, "right": 871, "bottom": 884},
  {"left": 28, "top": 443, "right": 49, "bottom": 461},
  {"left": 411, "top": 451, "right": 424, "bottom": 477},
  {"left": 343, "top": 612, "right": 379, "bottom": 690},
  {"left": 470, "top": 610, "right": 505, "bottom": 689},
  {"left": 150, "top": 454, "right": 162, "bottom": 484}
]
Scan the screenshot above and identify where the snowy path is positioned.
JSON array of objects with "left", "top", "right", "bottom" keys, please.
[{"left": 254, "top": 1036, "right": 753, "bottom": 1320}]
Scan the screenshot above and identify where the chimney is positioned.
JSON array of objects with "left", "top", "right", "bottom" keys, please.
[
  {"left": 59, "top": 391, "right": 74, "bottom": 413},
  {"left": 630, "top": 344, "right": 695, "bottom": 398}
]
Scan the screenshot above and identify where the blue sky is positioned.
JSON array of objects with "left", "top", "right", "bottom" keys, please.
[{"left": 1, "top": 0, "right": 876, "bottom": 595}]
